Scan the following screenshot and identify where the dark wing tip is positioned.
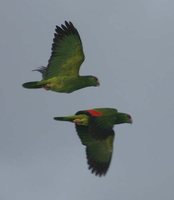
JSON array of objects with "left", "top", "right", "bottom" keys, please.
[
  {"left": 55, "top": 26, "right": 64, "bottom": 34},
  {"left": 55, "top": 21, "right": 78, "bottom": 37},
  {"left": 86, "top": 150, "right": 110, "bottom": 177},
  {"left": 61, "top": 24, "right": 68, "bottom": 32},
  {"left": 51, "top": 21, "right": 81, "bottom": 53},
  {"left": 65, "top": 20, "right": 73, "bottom": 27}
]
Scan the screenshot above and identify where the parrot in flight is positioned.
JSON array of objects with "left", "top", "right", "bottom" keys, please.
[
  {"left": 54, "top": 108, "right": 132, "bottom": 176},
  {"left": 23, "top": 21, "right": 99, "bottom": 93}
]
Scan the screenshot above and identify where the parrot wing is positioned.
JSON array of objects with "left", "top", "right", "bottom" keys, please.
[
  {"left": 44, "top": 21, "right": 84, "bottom": 79},
  {"left": 75, "top": 124, "right": 115, "bottom": 176}
]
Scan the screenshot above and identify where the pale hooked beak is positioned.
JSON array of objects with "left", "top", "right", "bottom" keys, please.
[
  {"left": 130, "top": 118, "right": 133, "bottom": 124},
  {"left": 128, "top": 114, "right": 133, "bottom": 124},
  {"left": 97, "top": 80, "right": 100, "bottom": 86}
]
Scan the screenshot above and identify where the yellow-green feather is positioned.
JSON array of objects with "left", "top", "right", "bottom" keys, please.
[{"left": 45, "top": 24, "right": 84, "bottom": 79}]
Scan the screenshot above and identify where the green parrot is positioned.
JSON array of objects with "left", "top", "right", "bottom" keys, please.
[
  {"left": 22, "top": 21, "right": 99, "bottom": 93},
  {"left": 54, "top": 108, "right": 132, "bottom": 176}
]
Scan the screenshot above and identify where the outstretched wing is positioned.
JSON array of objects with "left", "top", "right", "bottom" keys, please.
[
  {"left": 45, "top": 21, "right": 85, "bottom": 79},
  {"left": 75, "top": 125, "right": 115, "bottom": 177}
]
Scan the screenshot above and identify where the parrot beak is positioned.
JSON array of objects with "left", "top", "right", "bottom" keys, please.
[
  {"left": 97, "top": 80, "right": 100, "bottom": 86},
  {"left": 127, "top": 114, "right": 133, "bottom": 124},
  {"left": 130, "top": 118, "right": 133, "bottom": 124}
]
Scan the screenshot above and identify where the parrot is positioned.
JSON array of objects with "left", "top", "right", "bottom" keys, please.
[
  {"left": 22, "top": 21, "right": 99, "bottom": 93},
  {"left": 54, "top": 108, "right": 132, "bottom": 176}
]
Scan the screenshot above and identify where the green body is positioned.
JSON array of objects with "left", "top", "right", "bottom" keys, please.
[
  {"left": 54, "top": 107, "right": 132, "bottom": 176},
  {"left": 23, "top": 21, "right": 99, "bottom": 93},
  {"left": 23, "top": 76, "right": 98, "bottom": 93}
]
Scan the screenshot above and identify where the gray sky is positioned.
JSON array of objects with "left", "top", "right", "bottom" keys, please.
[{"left": 1, "top": 0, "right": 174, "bottom": 199}]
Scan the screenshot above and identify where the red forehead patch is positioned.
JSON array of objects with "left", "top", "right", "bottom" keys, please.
[{"left": 87, "top": 109, "right": 102, "bottom": 117}]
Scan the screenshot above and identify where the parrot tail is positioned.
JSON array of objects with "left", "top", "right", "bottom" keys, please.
[
  {"left": 54, "top": 116, "right": 74, "bottom": 122},
  {"left": 54, "top": 114, "right": 89, "bottom": 125},
  {"left": 22, "top": 81, "right": 43, "bottom": 89}
]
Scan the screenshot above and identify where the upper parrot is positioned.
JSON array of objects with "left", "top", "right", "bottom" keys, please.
[
  {"left": 22, "top": 21, "right": 99, "bottom": 93},
  {"left": 54, "top": 108, "right": 132, "bottom": 177}
]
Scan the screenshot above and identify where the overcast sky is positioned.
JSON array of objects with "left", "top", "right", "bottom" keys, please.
[{"left": 1, "top": 0, "right": 174, "bottom": 199}]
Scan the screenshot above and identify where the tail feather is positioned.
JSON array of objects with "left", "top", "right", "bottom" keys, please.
[
  {"left": 22, "top": 81, "right": 42, "bottom": 89},
  {"left": 54, "top": 114, "right": 89, "bottom": 126},
  {"left": 54, "top": 117, "right": 65, "bottom": 121},
  {"left": 54, "top": 116, "right": 75, "bottom": 122}
]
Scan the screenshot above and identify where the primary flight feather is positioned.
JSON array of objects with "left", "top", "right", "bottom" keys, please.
[
  {"left": 23, "top": 21, "right": 99, "bottom": 93},
  {"left": 54, "top": 108, "right": 132, "bottom": 176}
]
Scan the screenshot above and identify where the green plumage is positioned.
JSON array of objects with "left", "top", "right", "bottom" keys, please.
[
  {"left": 22, "top": 21, "right": 99, "bottom": 93},
  {"left": 54, "top": 107, "right": 132, "bottom": 176}
]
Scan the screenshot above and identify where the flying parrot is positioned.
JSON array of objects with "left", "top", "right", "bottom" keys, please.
[
  {"left": 54, "top": 108, "right": 132, "bottom": 176},
  {"left": 22, "top": 21, "right": 99, "bottom": 93}
]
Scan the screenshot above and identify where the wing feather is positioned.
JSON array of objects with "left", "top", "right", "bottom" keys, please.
[
  {"left": 44, "top": 21, "right": 85, "bottom": 79},
  {"left": 75, "top": 124, "right": 115, "bottom": 177}
]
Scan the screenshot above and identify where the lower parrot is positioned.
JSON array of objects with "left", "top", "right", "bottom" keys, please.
[{"left": 54, "top": 108, "right": 132, "bottom": 176}]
